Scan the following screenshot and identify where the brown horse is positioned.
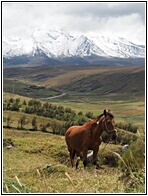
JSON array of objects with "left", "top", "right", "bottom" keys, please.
[{"left": 65, "top": 109, "right": 117, "bottom": 169}]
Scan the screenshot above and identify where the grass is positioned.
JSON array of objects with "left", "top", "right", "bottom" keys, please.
[
  {"left": 3, "top": 127, "right": 145, "bottom": 193},
  {"left": 50, "top": 98, "right": 145, "bottom": 129},
  {"left": 3, "top": 96, "right": 145, "bottom": 193},
  {"left": 3, "top": 128, "right": 124, "bottom": 193},
  {"left": 3, "top": 79, "right": 60, "bottom": 99},
  {"left": 3, "top": 94, "right": 145, "bottom": 133}
]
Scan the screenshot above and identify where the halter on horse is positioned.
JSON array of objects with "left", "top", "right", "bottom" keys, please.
[{"left": 65, "top": 109, "right": 117, "bottom": 169}]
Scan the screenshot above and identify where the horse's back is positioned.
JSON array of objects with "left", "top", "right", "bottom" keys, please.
[
  {"left": 65, "top": 125, "right": 86, "bottom": 151},
  {"left": 65, "top": 125, "right": 82, "bottom": 139}
]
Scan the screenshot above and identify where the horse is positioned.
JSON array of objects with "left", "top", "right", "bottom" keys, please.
[{"left": 65, "top": 109, "right": 117, "bottom": 169}]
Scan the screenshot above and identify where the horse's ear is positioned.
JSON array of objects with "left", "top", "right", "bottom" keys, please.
[{"left": 104, "top": 109, "right": 107, "bottom": 117}]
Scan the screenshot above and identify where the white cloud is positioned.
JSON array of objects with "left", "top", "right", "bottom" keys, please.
[{"left": 2, "top": 2, "right": 146, "bottom": 45}]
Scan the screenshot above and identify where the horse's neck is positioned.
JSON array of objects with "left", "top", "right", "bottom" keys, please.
[{"left": 93, "top": 117, "right": 104, "bottom": 138}]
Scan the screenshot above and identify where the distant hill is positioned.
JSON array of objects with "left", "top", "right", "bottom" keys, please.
[
  {"left": 59, "top": 68, "right": 144, "bottom": 98},
  {"left": 3, "top": 65, "right": 145, "bottom": 100}
]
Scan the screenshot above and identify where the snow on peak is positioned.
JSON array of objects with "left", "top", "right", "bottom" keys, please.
[{"left": 3, "top": 27, "right": 145, "bottom": 59}]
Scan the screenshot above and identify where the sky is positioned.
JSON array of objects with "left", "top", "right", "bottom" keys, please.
[{"left": 2, "top": 2, "right": 146, "bottom": 45}]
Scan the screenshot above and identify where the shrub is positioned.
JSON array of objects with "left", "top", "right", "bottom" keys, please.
[
  {"left": 31, "top": 117, "right": 38, "bottom": 131},
  {"left": 117, "top": 122, "right": 138, "bottom": 133},
  {"left": 40, "top": 123, "right": 50, "bottom": 132},
  {"left": 118, "top": 138, "right": 145, "bottom": 174},
  {"left": 15, "top": 98, "right": 20, "bottom": 104},
  {"left": 51, "top": 121, "right": 74, "bottom": 135},
  {"left": 78, "top": 111, "right": 83, "bottom": 115},
  {"left": 28, "top": 99, "right": 41, "bottom": 107},
  {"left": 77, "top": 117, "right": 87, "bottom": 125},
  {"left": 5, "top": 115, "right": 13, "bottom": 128},
  {"left": 116, "top": 129, "right": 137, "bottom": 145},
  {"left": 3, "top": 103, "right": 7, "bottom": 110},
  {"left": 9, "top": 98, "right": 14, "bottom": 103},
  {"left": 51, "top": 121, "right": 61, "bottom": 134},
  {"left": 23, "top": 100, "right": 27, "bottom": 105},
  {"left": 118, "top": 137, "right": 145, "bottom": 192},
  {"left": 85, "top": 112, "right": 93, "bottom": 118},
  {"left": 11, "top": 103, "right": 21, "bottom": 111},
  {"left": 17, "top": 115, "right": 29, "bottom": 130}
]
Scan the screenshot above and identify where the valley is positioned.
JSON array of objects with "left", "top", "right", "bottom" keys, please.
[{"left": 3, "top": 65, "right": 145, "bottom": 100}]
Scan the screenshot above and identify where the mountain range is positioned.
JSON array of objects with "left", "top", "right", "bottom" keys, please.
[{"left": 3, "top": 26, "right": 145, "bottom": 66}]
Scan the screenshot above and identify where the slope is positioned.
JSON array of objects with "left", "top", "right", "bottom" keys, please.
[{"left": 3, "top": 65, "right": 145, "bottom": 100}]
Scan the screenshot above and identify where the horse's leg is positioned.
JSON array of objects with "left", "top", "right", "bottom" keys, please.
[
  {"left": 93, "top": 148, "right": 99, "bottom": 177},
  {"left": 68, "top": 147, "right": 74, "bottom": 168},
  {"left": 92, "top": 148, "right": 99, "bottom": 166},
  {"left": 82, "top": 147, "right": 88, "bottom": 168},
  {"left": 75, "top": 151, "right": 80, "bottom": 169}
]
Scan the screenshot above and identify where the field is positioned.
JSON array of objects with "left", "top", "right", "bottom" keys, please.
[
  {"left": 3, "top": 128, "right": 124, "bottom": 193},
  {"left": 3, "top": 65, "right": 145, "bottom": 193}
]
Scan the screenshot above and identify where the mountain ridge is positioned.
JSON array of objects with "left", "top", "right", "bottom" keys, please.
[{"left": 3, "top": 27, "right": 145, "bottom": 66}]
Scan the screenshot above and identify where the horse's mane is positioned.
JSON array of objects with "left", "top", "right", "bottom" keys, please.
[
  {"left": 97, "top": 113, "right": 104, "bottom": 119},
  {"left": 107, "top": 112, "right": 114, "bottom": 118},
  {"left": 83, "top": 111, "right": 114, "bottom": 127}
]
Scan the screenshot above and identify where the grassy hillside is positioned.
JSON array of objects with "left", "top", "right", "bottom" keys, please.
[
  {"left": 3, "top": 93, "right": 145, "bottom": 193},
  {"left": 3, "top": 65, "right": 145, "bottom": 100},
  {"left": 3, "top": 64, "right": 145, "bottom": 193},
  {"left": 3, "top": 128, "right": 121, "bottom": 193},
  {"left": 3, "top": 92, "right": 145, "bottom": 128},
  {"left": 59, "top": 69, "right": 144, "bottom": 98},
  {"left": 3, "top": 127, "right": 145, "bottom": 193}
]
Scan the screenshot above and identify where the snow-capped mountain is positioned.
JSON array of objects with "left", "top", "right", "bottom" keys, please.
[{"left": 3, "top": 27, "right": 145, "bottom": 66}]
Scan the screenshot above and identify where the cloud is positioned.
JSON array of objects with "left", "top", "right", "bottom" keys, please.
[{"left": 2, "top": 2, "right": 146, "bottom": 44}]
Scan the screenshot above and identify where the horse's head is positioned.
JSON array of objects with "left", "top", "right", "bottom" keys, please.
[{"left": 103, "top": 109, "right": 117, "bottom": 140}]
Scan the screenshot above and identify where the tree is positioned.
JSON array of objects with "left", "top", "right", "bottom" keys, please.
[
  {"left": 9, "top": 98, "right": 14, "bottom": 103},
  {"left": 23, "top": 100, "right": 27, "bottom": 105},
  {"left": 40, "top": 123, "right": 50, "bottom": 132},
  {"left": 5, "top": 115, "right": 13, "bottom": 128},
  {"left": 31, "top": 116, "right": 38, "bottom": 131},
  {"left": 17, "top": 115, "right": 29, "bottom": 130}
]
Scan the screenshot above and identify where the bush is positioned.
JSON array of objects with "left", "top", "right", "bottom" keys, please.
[
  {"left": 40, "top": 123, "right": 50, "bottom": 132},
  {"left": 11, "top": 103, "right": 21, "bottom": 111},
  {"left": 118, "top": 138, "right": 145, "bottom": 174},
  {"left": 51, "top": 121, "right": 60, "bottom": 134},
  {"left": 78, "top": 111, "right": 83, "bottom": 115},
  {"left": 85, "top": 112, "right": 93, "bottom": 118},
  {"left": 4, "top": 115, "right": 13, "bottom": 128},
  {"left": 51, "top": 121, "right": 74, "bottom": 135},
  {"left": 116, "top": 129, "right": 137, "bottom": 145},
  {"left": 77, "top": 117, "right": 87, "bottom": 125},
  {"left": 23, "top": 100, "right": 27, "bottom": 105},
  {"left": 118, "top": 137, "right": 145, "bottom": 192},
  {"left": 31, "top": 117, "right": 38, "bottom": 131},
  {"left": 17, "top": 115, "right": 29, "bottom": 130},
  {"left": 9, "top": 98, "right": 14, "bottom": 103},
  {"left": 117, "top": 122, "right": 138, "bottom": 133}
]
